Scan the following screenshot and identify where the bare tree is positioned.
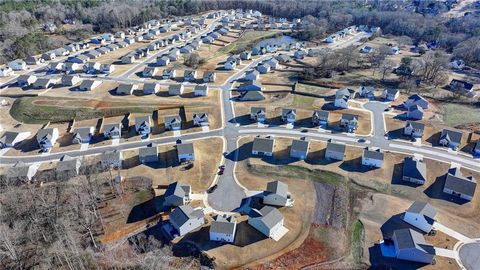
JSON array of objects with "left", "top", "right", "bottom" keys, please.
[{"left": 379, "top": 59, "right": 395, "bottom": 81}]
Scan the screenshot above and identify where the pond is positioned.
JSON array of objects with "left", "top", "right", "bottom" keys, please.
[{"left": 254, "top": 35, "right": 297, "bottom": 49}]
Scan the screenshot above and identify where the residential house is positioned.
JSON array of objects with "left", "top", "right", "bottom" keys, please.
[
  {"left": 360, "top": 46, "right": 373, "bottom": 54},
  {"left": 164, "top": 181, "right": 191, "bottom": 206},
  {"left": 168, "top": 84, "right": 184, "bottom": 96},
  {"left": 264, "top": 180, "right": 294, "bottom": 207},
  {"left": 42, "top": 51, "right": 56, "bottom": 61},
  {"left": 116, "top": 84, "right": 138, "bottom": 95},
  {"left": 56, "top": 155, "right": 81, "bottom": 179},
  {"left": 135, "top": 116, "right": 152, "bottom": 137},
  {"left": 184, "top": 70, "right": 197, "bottom": 82},
  {"left": 169, "top": 205, "right": 205, "bottom": 236},
  {"left": 266, "top": 58, "right": 279, "bottom": 70},
  {"left": 404, "top": 94, "right": 429, "bottom": 109},
  {"left": 294, "top": 50, "right": 307, "bottom": 59},
  {"left": 33, "top": 78, "right": 55, "bottom": 89},
  {"left": 340, "top": 113, "right": 359, "bottom": 132},
  {"left": 193, "top": 113, "right": 209, "bottom": 126},
  {"left": 0, "top": 131, "right": 31, "bottom": 149},
  {"left": 162, "top": 68, "right": 176, "bottom": 79},
  {"left": 404, "top": 121, "right": 425, "bottom": 138},
  {"left": 382, "top": 88, "right": 400, "bottom": 101},
  {"left": 248, "top": 206, "right": 286, "bottom": 240},
  {"left": 362, "top": 148, "right": 384, "bottom": 168},
  {"left": 335, "top": 88, "right": 358, "bottom": 108},
  {"left": 103, "top": 123, "right": 121, "bottom": 139},
  {"left": 244, "top": 70, "right": 260, "bottom": 81},
  {"left": 210, "top": 215, "right": 237, "bottom": 243},
  {"left": 250, "top": 107, "right": 266, "bottom": 123},
  {"left": 325, "top": 142, "right": 346, "bottom": 161},
  {"left": 68, "top": 54, "right": 89, "bottom": 64},
  {"left": 83, "top": 62, "right": 101, "bottom": 74},
  {"left": 176, "top": 142, "right": 195, "bottom": 162},
  {"left": 252, "top": 136, "right": 275, "bottom": 156},
  {"left": 121, "top": 54, "right": 135, "bottom": 64},
  {"left": 403, "top": 201, "right": 437, "bottom": 233},
  {"left": 224, "top": 60, "right": 236, "bottom": 70},
  {"left": 0, "top": 67, "right": 13, "bottom": 77},
  {"left": 402, "top": 157, "right": 427, "bottom": 185},
  {"left": 78, "top": 79, "right": 101, "bottom": 91},
  {"left": 203, "top": 71, "right": 216, "bottom": 83},
  {"left": 84, "top": 50, "right": 100, "bottom": 60},
  {"left": 17, "top": 74, "right": 37, "bottom": 87},
  {"left": 143, "top": 82, "right": 160, "bottom": 95},
  {"left": 48, "top": 62, "right": 64, "bottom": 72},
  {"left": 438, "top": 128, "right": 463, "bottom": 150},
  {"left": 63, "top": 62, "right": 81, "bottom": 74},
  {"left": 26, "top": 56, "right": 43, "bottom": 65},
  {"left": 8, "top": 59, "right": 27, "bottom": 71},
  {"left": 72, "top": 127, "right": 94, "bottom": 144},
  {"left": 275, "top": 54, "right": 291, "bottom": 63},
  {"left": 449, "top": 79, "right": 475, "bottom": 95},
  {"left": 100, "top": 63, "right": 115, "bottom": 74},
  {"left": 36, "top": 128, "right": 59, "bottom": 152},
  {"left": 290, "top": 138, "right": 309, "bottom": 160},
  {"left": 406, "top": 105, "right": 424, "bottom": 120},
  {"left": 312, "top": 110, "right": 329, "bottom": 127},
  {"left": 257, "top": 63, "right": 271, "bottom": 74},
  {"left": 139, "top": 143, "right": 159, "bottom": 163},
  {"left": 164, "top": 115, "right": 182, "bottom": 131},
  {"left": 281, "top": 108, "right": 296, "bottom": 124},
  {"left": 100, "top": 150, "right": 123, "bottom": 168},
  {"left": 240, "top": 51, "right": 252, "bottom": 60},
  {"left": 194, "top": 84, "right": 209, "bottom": 96},
  {"left": 7, "top": 161, "right": 38, "bottom": 182},
  {"left": 142, "top": 67, "right": 158, "bottom": 78},
  {"left": 391, "top": 228, "right": 435, "bottom": 264},
  {"left": 443, "top": 166, "right": 476, "bottom": 201},
  {"left": 239, "top": 90, "right": 265, "bottom": 101}
]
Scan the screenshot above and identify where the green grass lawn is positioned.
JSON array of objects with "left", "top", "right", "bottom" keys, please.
[
  {"left": 348, "top": 220, "right": 365, "bottom": 265},
  {"left": 291, "top": 94, "right": 315, "bottom": 108},
  {"left": 211, "top": 31, "right": 279, "bottom": 59},
  {"left": 440, "top": 103, "right": 480, "bottom": 127}
]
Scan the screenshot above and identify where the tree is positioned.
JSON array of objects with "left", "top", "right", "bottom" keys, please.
[
  {"left": 368, "top": 45, "right": 389, "bottom": 76},
  {"left": 379, "top": 59, "right": 395, "bottom": 81},
  {"left": 400, "top": 78, "right": 417, "bottom": 94},
  {"left": 184, "top": 53, "right": 202, "bottom": 69}
]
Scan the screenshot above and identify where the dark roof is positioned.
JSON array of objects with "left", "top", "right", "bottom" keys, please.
[
  {"left": 0, "top": 131, "right": 21, "bottom": 145},
  {"left": 363, "top": 148, "right": 384, "bottom": 160},
  {"left": 393, "top": 228, "right": 435, "bottom": 254},
  {"left": 251, "top": 107, "right": 266, "bottom": 114},
  {"left": 405, "top": 121, "right": 425, "bottom": 130},
  {"left": 342, "top": 113, "right": 358, "bottom": 121},
  {"left": 266, "top": 180, "right": 288, "bottom": 198},
  {"left": 326, "top": 142, "right": 346, "bottom": 154},
  {"left": 291, "top": 139, "right": 309, "bottom": 153},
  {"left": 165, "top": 181, "right": 190, "bottom": 198},
  {"left": 252, "top": 137, "right": 274, "bottom": 153},
  {"left": 240, "top": 90, "right": 265, "bottom": 100},
  {"left": 444, "top": 167, "right": 476, "bottom": 197},
  {"left": 139, "top": 143, "right": 158, "bottom": 157},
  {"left": 403, "top": 157, "right": 427, "bottom": 182},
  {"left": 313, "top": 110, "right": 329, "bottom": 119},
  {"left": 440, "top": 129, "right": 463, "bottom": 144},
  {"left": 177, "top": 143, "right": 194, "bottom": 155}
]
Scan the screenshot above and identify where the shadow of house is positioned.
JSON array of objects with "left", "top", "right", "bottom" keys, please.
[
  {"left": 57, "top": 133, "right": 74, "bottom": 147},
  {"left": 225, "top": 141, "right": 253, "bottom": 162},
  {"left": 123, "top": 155, "right": 140, "bottom": 170},
  {"left": 425, "top": 132, "right": 441, "bottom": 147},
  {"left": 304, "top": 148, "right": 338, "bottom": 166},
  {"left": 13, "top": 136, "right": 40, "bottom": 153},
  {"left": 390, "top": 162, "right": 422, "bottom": 188},
  {"left": 265, "top": 115, "right": 284, "bottom": 127},
  {"left": 380, "top": 213, "right": 427, "bottom": 239},
  {"left": 424, "top": 174, "right": 469, "bottom": 205},
  {"left": 339, "top": 156, "right": 378, "bottom": 173},
  {"left": 228, "top": 114, "right": 254, "bottom": 126},
  {"left": 295, "top": 117, "right": 315, "bottom": 128},
  {"left": 387, "top": 127, "right": 408, "bottom": 141},
  {"left": 126, "top": 196, "right": 163, "bottom": 224}
]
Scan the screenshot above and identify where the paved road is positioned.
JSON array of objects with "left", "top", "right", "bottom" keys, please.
[{"left": 459, "top": 242, "right": 480, "bottom": 270}]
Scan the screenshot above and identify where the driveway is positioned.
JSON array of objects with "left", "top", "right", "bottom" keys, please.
[{"left": 459, "top": 242, "right": 480, "bottom": 270}]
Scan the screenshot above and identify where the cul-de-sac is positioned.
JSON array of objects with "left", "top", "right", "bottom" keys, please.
[{"left": 0, "top": 1, "right": 479, "bottom": 269}]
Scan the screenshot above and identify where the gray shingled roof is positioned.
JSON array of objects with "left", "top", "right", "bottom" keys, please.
[
  {"left": 405, "top": 121, "right": 425, "bottom": 130},
  {"left": 252, "top": 137, "right": 274, "bottom": 153},
  {"left": 393, "top": 228, "right": 435, "bottom": 254},
  {"left": 57, "top": 155, "right": 81, "bottom": 172},
  {"left": 177, "top": 143, "right": 194, "bottom": 155},
  {"left": 7, "top": 161, "right": 32, "bottom": 178},
  {"left": 406, "top": 201, "right": 437, "bottom": 219},
  {"left": 440, "top": 128, "right": 463, "bottom": 144},
  {"left": 255, "top": 206, "right": 284, "bottom": 230},
  {"left": 326, "top": 142, "right": 346, "bottom": 154},
  {"left": 165, "top": 181, "right": 190, "bottom": 198},
  {"left": 170, "top": 205, "right": 203, "bottom": 227},
  {"left": 444, "top": 167, "right": 476, "bottom": 197},
  {"left": 139, "top": 143, "right": 158, "bottom": 158},
  {"left": 291, "top": 139, "right": 309, "bottom": 153},
  {"left": 210, "top": 215, "right": 236, "bottom": 234},
  {"left": 0, "top": 131, "right": 21, "bottom": 145},
  {"left": 363, "top": 149, "right": 384, "bottom": 160},
  {"left": 266, "top": 181, "right": 288, "bottom": 198}
]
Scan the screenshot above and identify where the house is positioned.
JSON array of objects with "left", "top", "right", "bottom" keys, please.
[
  {"left": 78, "top": 79, "right": 101, "bottom": 91},
  {"left": 308, "top": 49, "right": 320, "bottom": 57},
  {"left": 252, "top": 46, "right": 266, "bottom": 55},
  {"left": 0, "top": 67, "right": 13, "bottom": 77},
  {"left": 135, "top": 116, "right": 152, "bottom": 137},
  {"left": 335, "top": 88, "right": 358, "bottom": 108},
  {"left": 68, "top": 54, "right": 89, "bottom": 64},
  {"left": 194, "top": 84, "right": 209, "bottom": 96},
  {"left": 116, "top": 84, "right": 138, "bottom": 95},
  {"left": 168, "top": 84, "right": 184, "bottom": 96},
  {"left": 325, "top": 142, "right": 346, "bottom": 161},
  {"left": 392, "top": 228, "right": 435, "bottom": 264},
  {"left": 403, "top": 201, "right": 437, "bottom": 233},
  {"left": 340, "top": 113, "right": 359, "bottom": 132},
  {"left": 164, "top": 115, "right": 182, "bottom": 131},
  {"left": 281, "top": 108, "right": 296, "bottom": 124},
  {"left": 164, "top": 181, "right": 191, "bottom": 206},
  {"left": 8, "top": 59, "right": 27, "bottom": 71},
  {"left": 142, "top": 67, "right": 158, "bottom": 78},
  {"left": 115, "top": 31, "right": 125, "bottom": 39},
  {"left": 275, "top": 54, "right": 291, "bottom": 63},
  {"left": 210, "top": 215, "right": 237, "bottom": 243},
  {"left": 406, "top": 105, "right": 424, "bottom": 120},
  {"left": 72, "top": 127, "right": 94, "bottom": 144},
  {"left": 83, "top": 62, "right": 101, "bottom": 74},
  {"left": 33, "top": 78, "right": 55, "bottom": 89},
  {"left": 63, "top": 62, "right": 81, "bottom": 74},
  {"left": 326, "top": 35, "right": 337, "bottom": 43},
  {"left": 176, "top": 142, "right": 195, "bottom": 162},
  {"left": 162, "top": 68, "right": 176, "bottom": 79},
  {"left": 404, "top": 121, "right": 425, "bottom": 138},
  {"left": 252, "top": 136, "right": 275, "bottom": 156},
  {"left": 139, "top": 143, "right": 159, "bottom": 163},
  {"left": 402, "top": 157, "right": 427, "bottom": 185},
  {"left": 157, "top": 55, "right": 170, "bottom": 66},
  {"left": 224, "top": 61, "right": 236, "bottom": 70},
  {"left": 382, "top": 88, "right": 400, "bottom": 101},
  {"left": 202, "top": 35, "right": 215, "bottom": 44},
  {"left": 250, "top": 107, "right": 266, "bottom": 123},
  {"left": 84, "top": 50, "right": 100, "bottom": 59},
  {"left": 193, "top": 113, "right": 209, "bottom": 126},
  {"left": 362, "top": 148, "right": 384, "bottom": 168},
  {"left": 257, "top": 63, "right": 271, "bottom": 74},
  {"left": 0, "top": 131, "right": 31, "bottom": 149},
  {"left": 244, "top": 70, "right": 260, "bottom": 81},
  {"left": 26, "top": 56, "right": 43, "bottom": 65},
  {"left": 42, "top": 51, "right": 56, "bottom": 61},
  {"left": 36, "top": 128, "right": 59, "bottom": 152},
  {"left": 17, "top": 74, "right": 37, "bottom": 87},
  {"left": 100, "top": 150, "right": 123, "bottom": 168},
  {"left": 143, "top": 82, "right": 160, "bottom": 95},
  {"left": 48, "top": 62, "right": 64, "bottom": 72},
  {"left": 56, "top": 155, "right": 81, "bottom": 179},
  {"left": 449, "top": 79, "right": 475, "bottom": 95},
  {"left": 103, "top": 123, "right": 121, "bottom": 139},
  {"left": 404, "top": 94, "right": 428, "bottom": 109},
  {"left": 203, "top": 71, "right": 216, "bottom": 83},
  {"left": 390, "top": 46, "right": 400, "bottom": 55},
  {"left": 100, "top": 63, "right": 115, "bottom": 74},
  {"left": 264, "top": 180, "right": 294, "bottom": 207},
  {"left": 443, "top": 166, "right": 476, "bottom": 201},
  {"left": 266, "top": 58, "right": 279, "bottom": 70},
  {"left": 121, "top": 54, "right": 135, "bottom": 64},
  {"left": 290, "top": 138, "right": 309, "bottom": 160},
  {"left": 294, "top": 50, "right": 306, "bottom": 59},
  {"left": 240, "top": 51, "right": 252, "bottom": 60},
  {"left": 474, "top": 140, "right": 480, "bottom": 156},
  {"left": 7, "top": 161, "right": 38, "bottom": 182},
  {"left": 438, "top": 128, "right": 463, "bottom": 150},
  {"left": 169, "top": 205, "right": 205, "bottom": 236},
  {"left": 248, "top": 206, "right": 286, "bottom": 240},
  {"left": 180, "top": 45, "right": 194, "bottom": 54},
  {"left": 238, "top": 90, "right": 266, "bottom": 101},
  {"left": 449, "top": 59, "right": 465, "bottom": 70},
  {"left": 184, "top": 70, "right": 197, "bottom": 82},
  {"left": 238, "top": 80, "right": 264, "bottom": 92},
  {"left": 312, "top": 110, "right": 329, "bottom": 127},
  {"left": 360, "top": 46, "right": 373, "bottom": 54}
]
